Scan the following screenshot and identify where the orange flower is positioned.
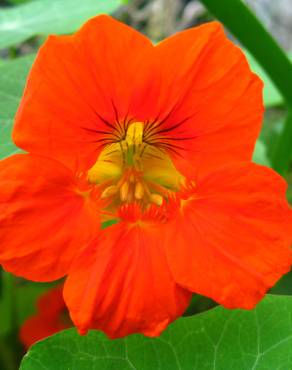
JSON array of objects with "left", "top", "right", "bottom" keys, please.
[
  {"left": 19, "top": 286, "right": 70, "bottom": 349},
  {"left": 0, "top": 16, "right": 292, "bottom": 338}
]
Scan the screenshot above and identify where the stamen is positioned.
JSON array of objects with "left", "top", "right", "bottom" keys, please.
[
  {"left": 120, "top": 181, "right": 130, "bottom": 202},
  {"left": 149, "top": 193, "right": 163, "bottom": 206},
  {"left": 134, "top": 182, "right": 144, "bottom": 200},
  {"left": 101, "top": 185, "right": 118, "bottom": 199}
]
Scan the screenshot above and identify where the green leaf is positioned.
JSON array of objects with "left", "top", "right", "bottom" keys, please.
[
  {"left": 0, "top": 54, "right": 34, "bottom": 160},
  {"left": 0, "top": 0, "right": 122, "bottom": 50},
  {"left": 252, "top": 140, "right": 271, "bottom": 167},
  {"left": 244, "top": 50, "right": 283, "bottom": 107},
  {"left": 271, "top": 111, "right": 292, "bottom": 174},
  {"left": 101, "top": 219, "right": 119, "bottom": 229},
  {"left": 20, "top": 295, "right": 292, "bottom": 370},
  {"left": 8, "top": 0, "right": 33, "bottom": 5}
]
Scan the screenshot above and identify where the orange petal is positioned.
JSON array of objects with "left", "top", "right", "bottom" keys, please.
[
  {"left": 19, "top": 286, "right": 68, "bottom": 349},
  {"left": 37, "top": 285, "right": 65, "bottom": 318},
  {"left": 0, "top": 154, "right": 99, "bottom": 281},
  {"left": 131, "top": 22, "right": 263, "bottom": 176},
  {"left": 165, "top": 162, "right": 292, "bottom": 309},
  {"left": 64, "top": 207, "right": 191, "bottom": 338},
  {"left": 13, "top": 15, "right": 152, "bottom": 172},
  {"left": 19, "top": 315, "right": 64, "bottom": 349}
]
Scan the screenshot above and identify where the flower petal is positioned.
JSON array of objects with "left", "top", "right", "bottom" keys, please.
[
  {"left": 19, "top": 286, "right": 67, "bottom": 349},
  {"left": 165, "top": 162, "right": 292, "bottom": 309},
  {"left": 0, "top": 154, "right": 99, "bottom": 281},
  {"left": 131, "top": 22, "right": 263, "bottom": 176},
  {"left": 20, "top": 314, "right": 64, "bottom": 349},
  {"left": 64, "top": 207, "right": 191, "bottom": 338},
  {"left": 13, "top": 15, "right": 153, "bottom": 172},
  {"left": 36, "top": 285, "right": 65, "bottom": 317}
]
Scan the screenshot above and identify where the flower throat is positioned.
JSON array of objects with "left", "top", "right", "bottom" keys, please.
[{"left": 87, "top": 121, "right": 184, "bottom": 209}]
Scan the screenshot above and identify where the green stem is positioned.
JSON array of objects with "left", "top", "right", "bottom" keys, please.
[{"left": 200, "top": 0, "right": 292, "bottom": 173}]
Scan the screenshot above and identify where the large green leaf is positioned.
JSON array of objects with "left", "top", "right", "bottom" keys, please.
[
  {"left": 0, "top": 54, "right": 34, "bottom": 159},
  {"left": 20, "top": 295, "right": 292, "bottom": 370},
  {"left": 0, "top": 0, "right": 122, "bottom": 50}
]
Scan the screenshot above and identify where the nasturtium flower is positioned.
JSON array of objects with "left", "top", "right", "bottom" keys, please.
[
  {"left": 0, "top": 15, "right": 291, "bottom": 338},
  {"left": 19, "top": 286, "right": 70, "bottom": 348}
]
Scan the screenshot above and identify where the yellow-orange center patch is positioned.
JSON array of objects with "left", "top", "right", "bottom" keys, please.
[{"left": 87, "top": 121, "right": 185, "bottom": 208}]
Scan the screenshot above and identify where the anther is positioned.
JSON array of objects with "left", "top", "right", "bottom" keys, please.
[
  {"left": 134, "top": 182, "right": 144, "bottom": 200},
  {"left": 120, "top": 181, "right": 130, "bottom": 202},
  {"left": 101, "top": 185, "right": 118, "bottom": 199},
  {"left": 149, "top": 193, "right": 163, "bottom": 206}
]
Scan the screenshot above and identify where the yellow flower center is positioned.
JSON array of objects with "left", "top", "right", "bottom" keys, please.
[{"left": 87, "top": 121, "right": 184, "bottom": 208}]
